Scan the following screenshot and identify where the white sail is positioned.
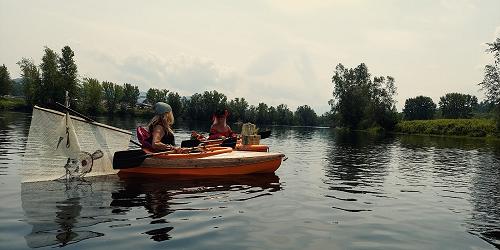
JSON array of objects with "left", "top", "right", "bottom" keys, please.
[
  {"left": 22, "top": 106, "right": 132, "bottom": 183},
  {"left": 54, "top": 113, "right": 81, "bottom": 159}
]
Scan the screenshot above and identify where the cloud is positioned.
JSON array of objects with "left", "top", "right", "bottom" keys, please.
[
  {"left": 80, "top": 46, "right": 330, "bottom": 112},
  {"left": 82, "top": 51, "right": 238, "bottom": 96}
]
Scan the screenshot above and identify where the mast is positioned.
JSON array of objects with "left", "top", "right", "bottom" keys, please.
[{"left": 65, "top": 91, "right": 70, "bottom": 125}]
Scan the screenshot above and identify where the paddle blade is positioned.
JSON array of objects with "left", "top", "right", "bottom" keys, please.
[
  {"left": 221, "top": 137, "right": 237, "bottom": 148},
  {"left": 258, "top": 130, "right": 271, "bottom": 139},
  {"left": 113, "top": 149, "right": 147, "bottom": 169},
  {"left": 181, "top": 139, "right": 201, "bottom": 148}
]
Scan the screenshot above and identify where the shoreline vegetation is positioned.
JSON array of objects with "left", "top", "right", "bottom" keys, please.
[
  {"left": 395, "top": 119, "right": 498, "bottom": 138},
  {"left": 1, "top": 38, "right": 499, "bottom": 138}
]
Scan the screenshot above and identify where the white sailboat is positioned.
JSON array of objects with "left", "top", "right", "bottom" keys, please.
[{"left": 22, "top": 92, "right": 132, "bottom": 183}]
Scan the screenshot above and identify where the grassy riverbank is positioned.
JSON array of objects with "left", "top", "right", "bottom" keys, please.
[
  {"left": 0, "top": 97, "right": 28, "bottom": 111},
  {"left": 395, "top": 119, "right": 498, "bottom": 138}
]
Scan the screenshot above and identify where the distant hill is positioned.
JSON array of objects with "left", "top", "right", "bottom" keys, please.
[{"left": 11, "top": 78, "right": 24, "bottom": 96}]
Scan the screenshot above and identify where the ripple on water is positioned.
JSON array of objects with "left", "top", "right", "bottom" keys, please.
[{"left": 2, "top": 114, "right": 500, "bottom": 249}]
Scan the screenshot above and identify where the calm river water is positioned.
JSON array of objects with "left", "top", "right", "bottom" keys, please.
[{"left": 0, "top": 111, "right": 499, "bottom": 249}]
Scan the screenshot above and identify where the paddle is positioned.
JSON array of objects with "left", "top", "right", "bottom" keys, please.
[
  {"left": 113, "top": 149, "right": 177, "bottom": 169},
  {"left": 180, "top": 130, "right": 271, "bottom": 148},
  {"left": 258, "top": 130, "right": 272, "bottom": 139},
  {"left": 55, "top": 102, "right": 143, "bottom": 148},
  {"left": 181, "top": 138, "right": 223, "bottom": 148}
]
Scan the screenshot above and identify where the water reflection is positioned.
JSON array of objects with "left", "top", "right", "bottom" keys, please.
[
  {"left": 0, "top": 112, "right": 31, "bottom": 177},
  {"left": 397, "top": 134, "right": 500, "bottom": 248},
  {"left": 324, "top": 131, "right": 393, "bottom": 192},
  {"left": 468, "top": 152, "right": 500, "bottom": 248},
  {"left": 21, "top": 173, "right": 281, "bottom": 247},
  {"left": 21, "top": 176, "right": 118, "bottom": 248}
]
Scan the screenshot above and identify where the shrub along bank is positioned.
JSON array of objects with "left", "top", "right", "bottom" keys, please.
[
  {"left": 395, "top": 119, "right": 498, "bottom": 138},
  {"left": 0, "top": 97, "right": 28, "bottom": 111}
]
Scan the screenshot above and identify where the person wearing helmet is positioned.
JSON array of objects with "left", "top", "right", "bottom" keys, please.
[
  {"left": 147, "top": 102, "right": 184, "bottom": 152},
  {"left": 208, "top": 109, "right": 236, "bottom": 140}
]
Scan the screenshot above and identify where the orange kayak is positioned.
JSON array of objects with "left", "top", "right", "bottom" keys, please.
[
  {"left": 119, "top": 151, "right": 285, "bottom": 176},
  {"left": 145, "top": 146, "right": 233, "bottom": 159},
  {"left": 235, "top": 144, "right": 269, "bottom": 152}
]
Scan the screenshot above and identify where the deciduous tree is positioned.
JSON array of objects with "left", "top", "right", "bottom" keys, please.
[
  {"left": 403, "top": 96, "right": 436, "bottom": 120},
  {"left": 17, "top": 58, "right": 41, "bottom": 106},
  {"left": 80, "top": 78, "right": 102, "bottom": 113},
  {"left": 102, "top": 81, "right": 124, "bottom": 114},
  {"left": 439, "top": 93, "right": 478, "bottom": 119}
]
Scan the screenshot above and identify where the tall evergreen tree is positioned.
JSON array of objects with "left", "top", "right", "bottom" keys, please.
[
  {"left": 58, "top": 46, "right": 79, "bottom": 106},
  {"left": 40, "top": 47, "right": 61, "bottom": 104},
  {"left": 0, "top": 64, "right": 12, "bottom": 96}
]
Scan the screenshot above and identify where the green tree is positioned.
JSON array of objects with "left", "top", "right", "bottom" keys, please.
[
  {"left": 102, "top": 81, "right": 124, "bottom": 114},
  {"left": 439, "top": 93, "right": 478, "bottom": 119},
  {"left": 368, "top": 76, "right": 398, "bottom": 130},
  {"left": 331, "top": 63, "right": 371, "bottom": 129},
  {"left": 145, "top": 88, "right": 168, "bottom": 104},
  {"left": 256, "top": 102, "right": 269, "bottom": 124},
  {"left": 276, "top": 104, "right": 294, "bottom": 125},
  {"left": 0, "top": 64, "right": 12, "bottom": 96},
  {"left": 331, "top": 63, "right": 398, "bottom": 130},
  {"left": 183, "top": 90, "right": 227, "bottom": 121},
  {"left": 227, "top": 97, "right": 248, "bottom": 122},
  {"left": 295, "top": 105, "right": 318, "bottom": 126},
  {"left": 80, "top": 78, "right": 103, "bottom": 113},
  {"left": 40, "top": 47, "right": 61, "bottom": 105},
  {"left": 122, "top": 83, "right": 140, "bottom": 111},
  {"left": 17, "top": 58, "right": 41, "bottom": 106},
  {"left": 246, "top": 105, "right": 257, "bottom": 123},
  {"left": 479, "top": 37, "right": 500, "bottom": 129},
  {"left": 11, "top": 80, "right": 24, "bottom": 96},
  {"left": 58, "top": 46, "right": 79, "bottom": 106},
  {"left": 167, "top": 91, "right": 183, "bottom": 117},
  {"left": 403, "top": 96, "right": 436, "bottom": 120},
  {"left": 318, "top": 111, "right": 335, "bottom": 127},
  {"left": 268, "top": 106, "right": 278, "bottom": 125},
  {"left": 201, "top": 90, "right": 227, "bottom": 120}
]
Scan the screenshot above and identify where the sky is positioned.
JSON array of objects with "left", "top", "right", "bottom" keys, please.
[{"left": 1, "top": 0, "right": 499, "bottom": 113}]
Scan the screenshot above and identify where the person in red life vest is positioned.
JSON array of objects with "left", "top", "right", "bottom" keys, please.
[{"left": 208, "top": 109, "right": 236, "bottom": 140}]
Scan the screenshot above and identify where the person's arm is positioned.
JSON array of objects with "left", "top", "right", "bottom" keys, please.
[
  {"left": 208, "top": 126, "right": 224, "bottom": 140},
  {"left": 151, "top": 125, "right": 174, "bottom": 151}
]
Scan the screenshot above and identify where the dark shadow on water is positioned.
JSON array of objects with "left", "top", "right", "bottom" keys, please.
[
  {"left": 21, "top": 176, "right": 117, "bottom": 248},
  {"left": 21, "top": 173, "right": 281, "bottom": 246},
  {"left": 112, "top": 173, "right": 282, "bottom": 242}
]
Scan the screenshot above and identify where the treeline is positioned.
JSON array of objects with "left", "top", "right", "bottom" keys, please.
[
  {"left": 5, "top": 37, "right": 498, "bottom": 132},
  {"left": 2, "top": 45, "right": 327, "bottom": 126},
  {"left": 402, "top": 93, "right": 495, "bottom": 120},
  {"left": 400, "top": 37, "right": 499, "bottom": 131},
  {"left": 142, "top": 89, "right": 324, "bottom": 126}
]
